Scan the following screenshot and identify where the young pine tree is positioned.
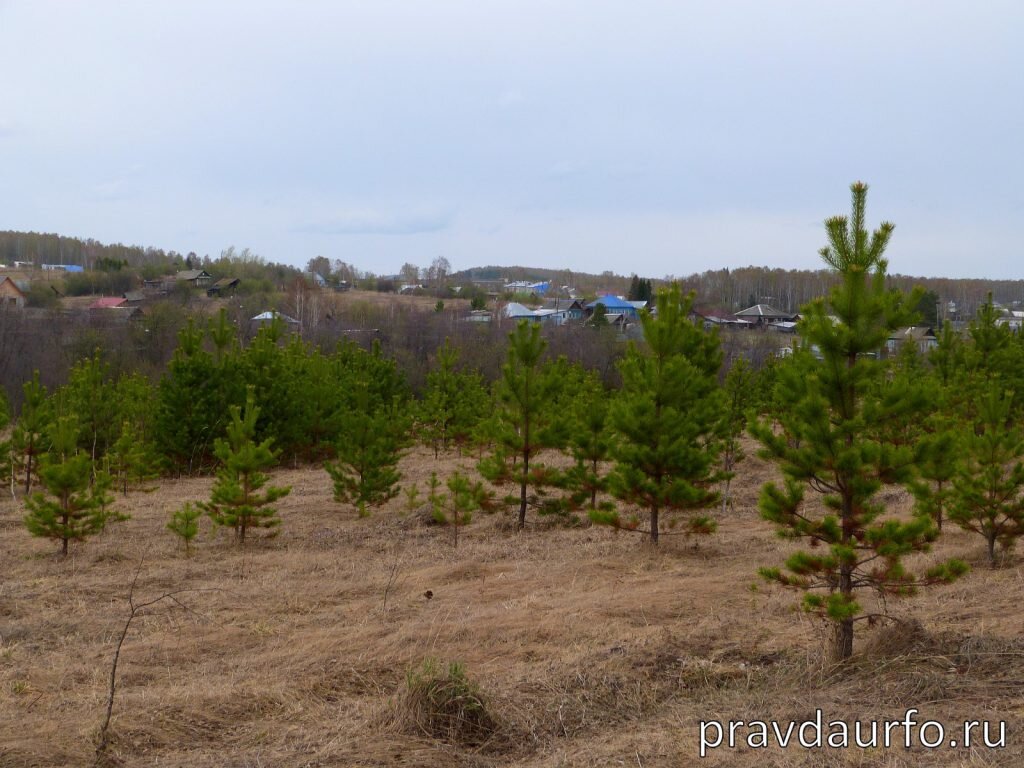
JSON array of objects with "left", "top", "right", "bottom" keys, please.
[
  {"left": 167, "top": 503, "right": 203, "bottom": 554},
  {"left": 719, "top": 357, "right": 755, "bottom": 516},
  {"left": 325, "top": 383, "right": 408, "bottom": 516},
  {"left": 200, "top": 389, "right": 291, "bottom": 543},
  {"left": 560, "top": 373, "right": 613, "bottom": 516},
  {"left": 594, "top": 284, "right": 724, "bottom": 545},
  {"left": 60, "top": 350, "right": 118, "bottom": 465},
  {"left": 750, "top": 182, "right": 967, "bottom": 661},
  {"left": 478, "top": 320, "right": 564, "bottom": 531},
  {"left": 106, "top": 420, "right": 160, "bottom": 496},
  {"left": 948, "top": 386, "right": 1024, "bottom": 567},
  {"left": 428, "top": 471, "right": 495, "bottom": 547},
  {"left": 23, "top": 417, "right": 119, "bottom": 556},
  {"left": 156, "top": 319, "right": 245, "bottom": 475},
  {"left": 11, "top": 371, "right": 52, "bottom": 494},
  {"left": 909, "top": 369, "right": 961, "bottom": 533},
  {"left": 420, "top": 338, "right": 490, "bottom": 457}
]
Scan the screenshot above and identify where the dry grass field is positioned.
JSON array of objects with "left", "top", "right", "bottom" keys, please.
[{"left": 2, "top": 441, "right": 1023, "bottom": 767}]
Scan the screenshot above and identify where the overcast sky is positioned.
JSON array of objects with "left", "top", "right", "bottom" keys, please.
[{"left": 2, "top": 1, "right": 1021, "bottom": 279}]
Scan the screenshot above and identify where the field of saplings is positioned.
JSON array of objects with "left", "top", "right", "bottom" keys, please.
[{"left": 3, "top": 188, "right": 1024, "bottom": 766}]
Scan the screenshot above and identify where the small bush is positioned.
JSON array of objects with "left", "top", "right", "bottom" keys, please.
[{"left": 396, "top": 659, "right": 497, "bottom": 745}]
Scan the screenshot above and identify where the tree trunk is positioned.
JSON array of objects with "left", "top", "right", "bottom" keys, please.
[
  {"left": 834, "top": 618, "right": 854, "bottom": 660},
  {"left": 987, "top": 532, "right": 997, "bottom": 568},
  {"left": 650, "top": 504, "right": 659, "bottom": 545},
  {"left": 833, "top": 558, "right": 855, "bottom": 660},
  {"left": 518, "top": 450, "right": 529, "bottom": 531}
]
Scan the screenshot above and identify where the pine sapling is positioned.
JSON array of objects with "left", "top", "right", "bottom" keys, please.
[
  {"left": 23, "top": 417, "right": 121, "bottom": 555},
  {"left": 325, "top": 384, "right": 407, "bottom": 516},
  {"left": 428, "top": 471, "right": 495, "bottom": 547},
  {"left": 107, "top": 420, "right": 159, "bottom": 496},
  {"left": 719, "top": 357, "right": 754, "bottom": 516},
  {"left": 750, "top": 182, "right": 968, "bottom": 660},
  {"left": 949, "top": 386, "right": 1024, "bottom": 567},
  {"left": 596, "top": 284, "right": 724, "bottom": 545},
  {"left": 403, "top": 482, "right": 422, "bottom": 515},
  {"left": 477, "top": 320, "right": 565, "bottom": 530},
  {"left": 167, "top": 503, "right": 203, "bottom": 553},
  {"left": 559, "top": 375, "right": 613, "bottom": 519},
  {"left": 11, "top": 371, "right": 51, "bottom": 494},
  {"left": 200, "top": 388, "right": 291, "bottom": 543}
]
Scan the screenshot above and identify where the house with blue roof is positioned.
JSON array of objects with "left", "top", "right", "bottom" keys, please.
[{"left": 586, "top": 295, "right": 640, "bottom": 320}]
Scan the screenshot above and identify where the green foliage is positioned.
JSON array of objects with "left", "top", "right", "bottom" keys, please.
[
  {"left": 200, "top": 389, "right": 291, "bottom": 543},
  {"left": 914, "top": 289, "right": 940, "bottom": 327},
  {"left": 750, "top": 182, "right": 966, "bottom": 660},
  {"left": 11, "top": 371, "right": 52, "bottom": 494},
  {"left": 167, "top": 503, "right": 203, "bottom": 553},
  {"left": 325, "top": 382, "right": 408, "bottom": 516},
  {"left": 24, "top": 281, "right": 60, "bottom": 309},
  {"left": 559, "top": 372, "right": 613, "bottom": 518},
  {"left": 155, "top": 319, "right": 245, "bottom": 473},
  {"left": 929, "top": 320, "right": 966, "bottom": 388},
  {"left": 419, "top": 339, "right": 490, "bottom": 457},
  {"left": 428, "top": 471, "right": 495, "bottom": 546},
  {"left": 719, "top": 357, "right": 755, "bottom": 515},
  {"left": 23, "top": 417, "right": 120, "bottom": 555},
  {"left": 598, "top": 284, "right": 724, "bottom": 544},
  {"left": 94, "top": 256, "right": 127, "bottom": 272},
  {"left": 589, "top": 302, "right": 609, "bottom": 327},
  {"left": 627, "top": 275, "right": 653, "bottom": 302},
  {"left": 57, "top": 350, "right": 119, "bottom": 463},
  {"left": 477, "top": 320, "right": 565, "bottom": 530},
  {"left": 208, "top": 307, "right": 238, "bottom": 362},
  {"left": 908, "top": 370, "right": 961, "bottom": 533},
  {"left": 241, "top": 326, "right": 304, "bottom": 456},
  {"left": 401, "top": 658, "right": 495, "bottom": 745},
  {"left": 155, "top": 313, "right": 410, "bottom": 473},
  {"left": 948, "top": 385, "right": 1024, "bottom": 567},
  {"left": 106, "top": 420, "right": 159, "bottom": 496},
  {"left": 403, "top": 482, "right": 422, "bottom": 514},
  {"left": 961, "top": 295, "right": 1024, "bottom": 418},
  {"left": 62, "top": 269, "right": 136, "bottom": 297}
]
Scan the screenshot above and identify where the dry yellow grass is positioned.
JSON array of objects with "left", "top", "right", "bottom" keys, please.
[{"left": 1, "top": 441, "right": 1022, "bottom": 767}]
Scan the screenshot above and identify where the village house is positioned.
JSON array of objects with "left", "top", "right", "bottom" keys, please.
[
  {"left": 206, "top": 277, "right": 240, "bottom": 297},
  {"left": 690, "top": 308, "right": 751, "bottom": 330},
  {"left": 886, "top": 326, "right": 938, "bottom": 355},
  {"left": 501, "top": 302, "right": 539, "bottom": 321},
  {"left": 0, "top": 276, "right": 27, "bottom": 308},
  {"left": 734, "top": 303, "right": 794, "bottom": 327},
  {"left": 88, "top": 297, "right": 128, "bottom": 310},
  {"left": 251, "top": 310, "right": 301, "bottom": 332},
  {"left": 586, "top": 295, "right": 639, "bottom": 320},
  {"left": 175, "top": 269, "right": 213, "bottom": 287},
  {"left": 537, "top": 298, "right": 585, "bottom": 325}
]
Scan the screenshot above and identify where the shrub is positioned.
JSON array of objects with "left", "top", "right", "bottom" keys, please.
[{"left": 396, "top": 659, "right": 496, "bottom": 745}]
